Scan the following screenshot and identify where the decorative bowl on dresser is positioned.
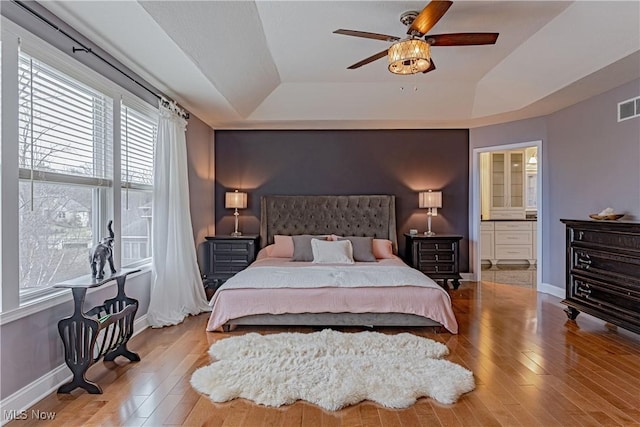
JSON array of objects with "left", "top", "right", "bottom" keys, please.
[
  {"left": 404, "top": 234, "right": 462, "bottom": 289},
  {"left": 202, "top": 235, "right": 259, "bottom": 298},
  {"left": 561, "top": 219, "right": 640, "bottom": 334}
]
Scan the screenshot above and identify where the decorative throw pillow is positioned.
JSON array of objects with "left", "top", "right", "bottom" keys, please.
[
  {"left": 292, "top": 235, "right": 327, "bottom": 261},
  {"left": 311, "top": 239, "right": 355, "bottom": 264},
  {"left": 372, "top": 239, "right": 394, "bottom": 259},
  {"left": 271, "top": 235, "right": 294, "bottom": 258},
  {"left": 336, "top": 236, "right": 376, "bottom": 262}
]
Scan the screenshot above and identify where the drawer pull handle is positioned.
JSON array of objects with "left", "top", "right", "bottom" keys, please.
[
  {"left": 576, "top": 285, "right": 591, "bottom": 297},
  {"left": 577, "top": 257, "right": 591, "bottom": 268}
]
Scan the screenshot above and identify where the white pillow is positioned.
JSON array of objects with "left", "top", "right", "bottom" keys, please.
[{"left": 311, "top": 239, "right": 355, "bottom": 264}]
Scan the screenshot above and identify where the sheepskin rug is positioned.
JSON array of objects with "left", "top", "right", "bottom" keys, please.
[{"left": 190, "top": 329, "right": 475, "bottom": 411}]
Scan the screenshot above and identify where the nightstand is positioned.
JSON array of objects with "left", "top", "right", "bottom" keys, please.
[
  {"left": 404, "top": 234, "right": 462, "bottom": 289},
  {"left": 202, "top": 235, "right": 259, "bottom": 296}
]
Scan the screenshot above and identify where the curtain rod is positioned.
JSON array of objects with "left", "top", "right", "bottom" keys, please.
[{"left": 12, "top": 0, "right": 189, "bottom": 119}]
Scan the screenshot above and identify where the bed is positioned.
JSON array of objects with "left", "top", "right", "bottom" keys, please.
[{"left": 206, "top": 195, "right": 458, "bottom": 333}]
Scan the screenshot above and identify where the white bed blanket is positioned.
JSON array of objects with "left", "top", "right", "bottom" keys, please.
[{"left": 218, "top": 259, "right": 444, "bottom": 291}]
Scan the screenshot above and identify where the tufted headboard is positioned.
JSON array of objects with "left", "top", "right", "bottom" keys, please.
[{"left": 260, "top": 195, "right": 398, "bottom": 253}]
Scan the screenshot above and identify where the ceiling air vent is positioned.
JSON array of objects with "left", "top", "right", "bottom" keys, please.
[{"left": 618, "top": 96, "right": 640, "bottom": 122}]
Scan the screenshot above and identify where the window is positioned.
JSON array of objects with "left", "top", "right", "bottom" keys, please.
[
  {"left": 121, "top": 105, "right": 156, "bottom": 265},
  {"left": 1, "top": 22, "right": 158, "bottom": 309},
  {"left": 18, "top": 51, "right": 113, "bottom": 290}
]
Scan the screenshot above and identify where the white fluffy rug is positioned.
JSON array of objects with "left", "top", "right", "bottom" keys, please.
[{"left": 191, "top": 329, "right": 475, "bottom": 411}]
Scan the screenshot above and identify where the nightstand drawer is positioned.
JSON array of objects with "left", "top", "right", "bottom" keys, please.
[
  {"left": 211, "top": 241, "right": 253, "bottom": 253},
  {"left": 213, "top": 252, "right": 252, "bottom": 264},
  {"left": 417, "top": 241, "right": 456, "bottom": 252},
  {"left": 420, "top": 262, "right": 456, "bottom": 274},
  {"left": 418, "top": 251, "right": 455, "bottom": 263},
  {"left": 212, "top": 263, "right": 250, "bottom": 274}
]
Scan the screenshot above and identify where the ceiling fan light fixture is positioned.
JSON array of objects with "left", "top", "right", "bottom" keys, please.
[{"left": 388, "top": 38, "right": 431, "bottom": 75}]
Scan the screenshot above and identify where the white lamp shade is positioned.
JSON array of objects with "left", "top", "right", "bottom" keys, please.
[
  {"left": 225, "top": 191, "right": 247, "bottom": 209},
  {"left": 419, "top": 191, "right": 442, "bottom": 208}
]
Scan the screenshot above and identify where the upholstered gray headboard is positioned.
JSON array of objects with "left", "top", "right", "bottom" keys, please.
[{"left": 260, "top": 195, "right": 398, "bottom": 253}]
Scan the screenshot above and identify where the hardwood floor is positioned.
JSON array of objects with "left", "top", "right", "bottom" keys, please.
[{"left": 8, "top": 280, "right": 640, "bottom": 427}]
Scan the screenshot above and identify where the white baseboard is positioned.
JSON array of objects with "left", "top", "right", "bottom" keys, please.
[
  {"left": 537, "top": 282, "right": 564, "bottom": 299},
  {"left": 0, "top": 314, "right": 149, "bottom": 426}
]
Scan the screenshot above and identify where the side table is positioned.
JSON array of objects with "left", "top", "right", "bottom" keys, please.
[
  {"left": 404, "top": 234, "right": 463, "bottom": 289},
  {"left": 202, "top": 235, "right": 259, "bottom": 296},
  {"left": 54, "top": 268, "right": 141, "bottom": 394}
]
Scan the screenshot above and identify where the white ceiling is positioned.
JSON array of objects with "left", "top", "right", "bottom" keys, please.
[{"left": 43, "top": 1, "right": 640, "bottom": 129}]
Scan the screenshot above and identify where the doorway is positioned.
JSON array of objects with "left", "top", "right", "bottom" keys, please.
[{"left": 471, "top": 141, "right": 542, "bottom": 288}]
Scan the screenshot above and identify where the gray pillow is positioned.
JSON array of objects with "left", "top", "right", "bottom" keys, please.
[
  {"left": 338, "top": 236, "right": 376, "bottom": 262},
  {"left": 292, "top": 235, "right": 326, "bottom": 261}
]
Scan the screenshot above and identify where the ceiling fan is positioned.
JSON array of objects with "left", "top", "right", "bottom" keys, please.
[{"left": 334, "top": 0, "right": 499, "bottom": 75}]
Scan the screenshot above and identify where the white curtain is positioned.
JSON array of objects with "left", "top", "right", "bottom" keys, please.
[{"left": 148, "top": 102, "right": 210, "bottom": 327}]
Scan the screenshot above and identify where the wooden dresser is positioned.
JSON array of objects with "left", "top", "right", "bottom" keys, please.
[
  {"left": 404, "top": 234, "right": 462, "bottom": 289},
  {"left": 561, "top": 219, "right": 640, "bottom": 334}
]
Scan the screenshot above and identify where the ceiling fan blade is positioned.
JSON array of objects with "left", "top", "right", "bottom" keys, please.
[
  {"left": 334, "top": 29, "right": 400, "bottom": 42},
  {"left": 426, "top": 33, "right": 499, "bottom": 46},
  {"left": 422, "top": 59, "right": 436, "bottom": 74},
  {"left": 408, "top": 1, "right": 453, "bottom": 36},
  {"left": 347, "top": 49, "right": 389, "bottom": 69}
]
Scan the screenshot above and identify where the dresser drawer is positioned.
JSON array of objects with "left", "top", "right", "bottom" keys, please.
[
  {"left": 570, "top": 275, "right": 640, "bottom": 316},
  {"left": 570, "top": 247, "right": 640, "bottom": 280},
  {"left": 571, "top": 228, "right": 640, "bottom": 251},
  {"left": 495, "top": 245, "right": 532, "bottom": 259}
]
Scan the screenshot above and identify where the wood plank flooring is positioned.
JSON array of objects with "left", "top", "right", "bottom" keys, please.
[{"left": 8, "top": 280, "right": 640, "bottom": 426}]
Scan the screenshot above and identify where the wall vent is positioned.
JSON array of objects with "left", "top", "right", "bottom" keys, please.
[{"left": 618, "top": 96, "right": 640, "bottom": 122}]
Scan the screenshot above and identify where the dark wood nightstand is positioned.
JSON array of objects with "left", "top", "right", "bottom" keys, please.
[
  {"left": 202, "top": 235, "right": 259, "bottom": 296},
  {"left": 404, "top": 234, "right": 462, "bottom": 289}
]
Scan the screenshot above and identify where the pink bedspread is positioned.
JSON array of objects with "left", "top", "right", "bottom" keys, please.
[{"left": 206, "top": 256, "right": 458, "bottom": 333}]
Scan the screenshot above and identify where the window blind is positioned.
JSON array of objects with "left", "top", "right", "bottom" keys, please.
[
  {"left": 18, "top": 52, "right": 113, "bottom": 185},
  {"left": 121, "top": 106, "right": 156, "bottom": 189}
]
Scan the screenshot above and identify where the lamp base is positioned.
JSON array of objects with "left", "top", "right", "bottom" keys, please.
[
  {"left": 230, "top": 231, "right": 243, "bottom": 237},
  {"left": 424, "top": 231, "right": 436, "bottom": 236}
]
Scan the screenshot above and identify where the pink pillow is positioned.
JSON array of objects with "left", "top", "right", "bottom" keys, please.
[
  {"left": 372, "top": 239, "right": 394, "bottom": 259},
  {"left": 271, "top": 235, "right": 294, "bottom": 258}
]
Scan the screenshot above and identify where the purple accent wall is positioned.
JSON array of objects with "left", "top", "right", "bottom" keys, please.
[{"left": 214, "top": 129, "right": 470, "bottom": 266}]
